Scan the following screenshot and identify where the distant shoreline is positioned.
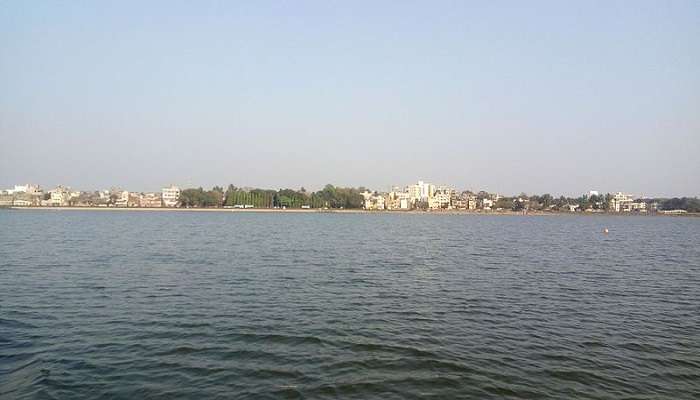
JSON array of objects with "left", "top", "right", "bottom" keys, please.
[{"left": 4, "top": 206, "right": 698, "bottom": 217}]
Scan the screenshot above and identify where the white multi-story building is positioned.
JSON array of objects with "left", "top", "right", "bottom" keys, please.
[
  {"left": 405, "top": 181, "right": 435, "bottom": 203},
  {"left": 362, "top": 190, "right": 386, "bottom": 211},
  {"left": 610, "top": 192, "right": 633, "bottom": 212},
  {"left": 406, "top": 183, "right": 422, "bottom": 202},
  {"left": 420, "top": 181, "right": 434, "bottom": 200},
  {"left": 47, "top": 186, "right": 70, "bottom": 206},
  {"left": 162, "top": 185, "right": 180, "bottom": 207},
  {"left": 115, "top": 191, "right": 129, "bottom": 207}
]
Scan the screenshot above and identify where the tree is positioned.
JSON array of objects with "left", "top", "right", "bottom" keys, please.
[
  {"left": 541, "top": 193, "right": 553, "bottom": 208},
  {"left": 512, "top": 199, "right": 525, "bottom": 211},
  {"left": 661, "top": 197, "right": 700, "bottom": 213}
]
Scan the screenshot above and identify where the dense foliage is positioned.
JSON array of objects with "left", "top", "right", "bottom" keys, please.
[
  {"left": 179, "top": 187, "right": 224, "bottom": 208},
  {"left": 659, "top": 197, "right": 700, "bottom": 213},
  {"left": 178, "top": 184, "right": 365, "bottom": 209},
  {"left": 176, "top": 186, "right": 699, "bottom": 213}
]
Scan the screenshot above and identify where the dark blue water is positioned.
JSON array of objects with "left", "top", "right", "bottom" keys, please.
[{"left": 1, "top": 210, "right": 699, "bottom": 399}]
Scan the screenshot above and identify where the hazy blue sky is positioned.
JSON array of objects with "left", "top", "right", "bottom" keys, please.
[{"left": 1, "top": 1, "right": 698, "bottom": 196}]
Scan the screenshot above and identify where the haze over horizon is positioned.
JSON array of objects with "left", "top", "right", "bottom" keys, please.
[{"left": 1, "top": 1, "right": 698, "bottom": 197}]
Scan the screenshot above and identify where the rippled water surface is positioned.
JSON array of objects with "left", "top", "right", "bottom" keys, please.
[{"left": 1, "top": 210, "right": 699, "bottom": 399}]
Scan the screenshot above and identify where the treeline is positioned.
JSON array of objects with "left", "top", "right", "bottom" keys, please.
[
  {"left": 178, "top": 184, "right": 365, "bottom": 209},
  {"left": 489, "top": 193, "right": 614, "bottom": 211},
  {"left": 495, "top": 193, "right": 700, "bottom": 212},
  {"left": 659, "top": 197, "right": 700, "bottom": 213}
]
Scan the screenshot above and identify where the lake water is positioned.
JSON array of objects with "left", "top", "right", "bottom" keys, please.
[{"left": 1, "top": 210, "right": 699, "bottom": 399}]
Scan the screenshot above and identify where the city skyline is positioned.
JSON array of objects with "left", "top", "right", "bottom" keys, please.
[
  {"left": 0, "top": 179, "right": 693, "bottom": 200},
  {"left": 2, "top": 1, "right": 699, "bottom": 197},
  {"left": 5, "top": 179, "right": 699, "bottom": 214}
]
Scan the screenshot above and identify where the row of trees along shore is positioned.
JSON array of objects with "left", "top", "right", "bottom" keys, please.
[
  {"left": 493, "top": 193, "right": 700, "bottom": 212},
  {"left": 178, "top": 184, "right": 365, "bottom": 209},
  {"left": 177, "top": 185, "right": 700, "bottom": 212}
]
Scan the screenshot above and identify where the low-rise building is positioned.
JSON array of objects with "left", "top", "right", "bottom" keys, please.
[
  {"left": 128, "top": 193, "right": 142, "bottom": 207},
  {"left": 140, "top": 192, "right": 162, "bottom": 207},
  {"left": 629, "top": 201, "right": 647, "bottom": 213},
  {"left": 454, "top": 192, "right": 477, "bottom": 210},
  {"left": 565, "top": 204, "right": 579, "bottom": 212},
  {"left": 47, "top": 186, "right": 71, "bottom": 206},
  {"left": 386, "top": 189, "right": 412, "bottom": 210},
  {"left": 13, "top": 198, "right": 32, "bottom": 206},
  {"left": 661, "top": 209, "right": 687, "bottom": 215},
  {"left": 362, "top": 191, "right": 386, "bottom": 210},
  {"left": 115, "top": 191, "right": 129, "bottom": 207}
]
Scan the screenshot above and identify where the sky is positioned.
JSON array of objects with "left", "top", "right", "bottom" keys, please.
[{"left": 1, "top": 1, "right": 698, "bottom": 197}]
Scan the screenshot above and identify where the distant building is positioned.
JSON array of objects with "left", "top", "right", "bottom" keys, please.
[
  {"left": 362, "top": 191, "right": 386, "bottom": 210},
  {"left": 565, "top": 204, "right": 578, "bottom": 212},
  {"left": 162, "top": 185, "right": 180, "bottom": 207},
  {"left": 661, "top": 209, "right": 687, "bottom": 215},
  {"left": 127, "top": 192, "right": 142, "bottom": 207},
  {"left": 454, "top": 192, "right": 477, "bottom": 210},
  {"left": 6, "top": 184, "right": 41, "bottom": 195},
  {"left": 630, "top": 201, "right": 647, "bottom": 213},
  {"left": 0, "top": 194, "right": 13, "bottom": 206},
  {"left": 114, "top": 191, "right": 129, "bottom": 207},
  {"left": 46, "top": 186, "right": 70, "bottom": 206},
  {"left": 428, "top": 190, "right": 451, "bottom": 209},
  {"left": 405, "top": 180, "right": 434, "bottom": 203},
  {"left": 13, "top": 198, "right": 32, "bottom": 206},
  {"left": 140, "top": 193, "right": 162, "bottom": 208},
  {"left": 407, "top": 183, "right": 422, "bottom": 203},
  {"left": 609, "top": 192, "right": 633, "bottom": 212}
]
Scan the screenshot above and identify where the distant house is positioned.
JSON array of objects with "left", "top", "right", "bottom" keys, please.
[
  {"left": 362, "top": 190, "right": 386, "bottom": 210},
  {"left": 566, "top": 204, "right": 578, "bottom": 212}
]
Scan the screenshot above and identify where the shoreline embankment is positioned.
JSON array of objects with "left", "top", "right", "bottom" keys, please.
[{"left": 3, "top": 206, "right": 698, "bottom": 217}]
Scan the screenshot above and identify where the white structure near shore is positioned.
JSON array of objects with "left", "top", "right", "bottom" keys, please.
[{"left": 162, "top": 185, "right": 180, "bottom": 207}]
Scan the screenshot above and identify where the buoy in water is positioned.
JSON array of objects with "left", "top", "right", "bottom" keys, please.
[{"left": 603, "top": 228, "right": 609, "bottom": 234}]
